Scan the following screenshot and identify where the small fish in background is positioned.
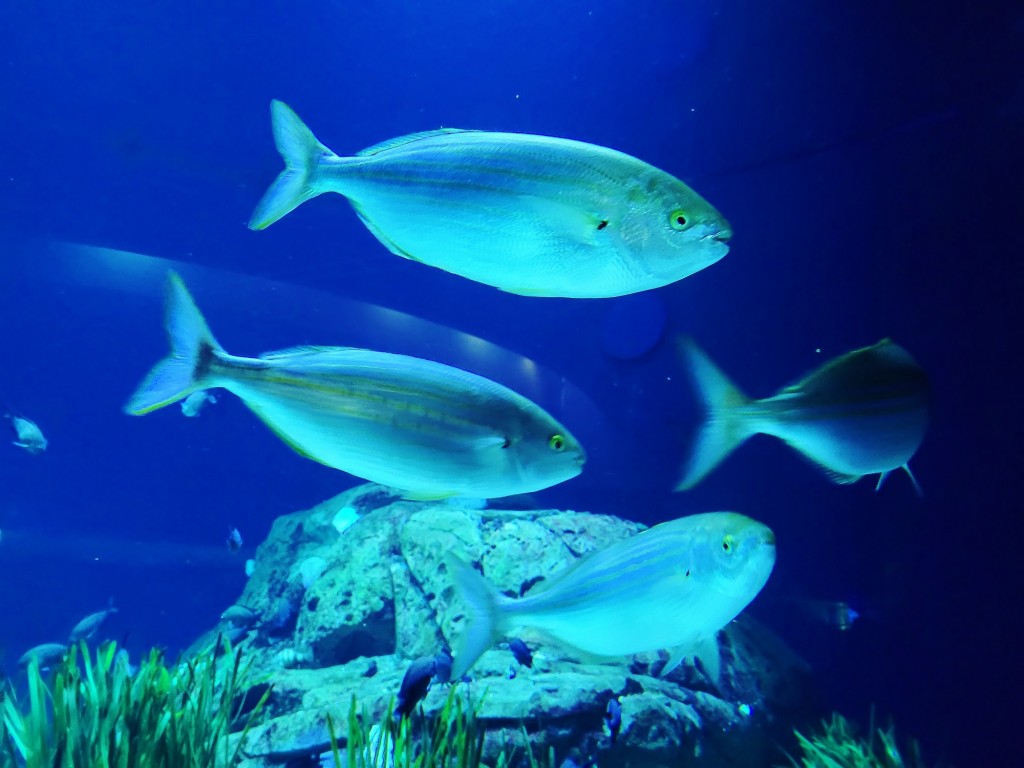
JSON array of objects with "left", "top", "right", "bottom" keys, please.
[
  {"left": 603, "top": 696, "right": 623, "bottom": 744},
  {"left": 508, "top": 638, "right": 533, "bottom": 668},
  {"left": 249, "top": 101, "right": 732, "bottom": 298},
  {"left": 68, "top": 599, "right": 118, "bottom": 643},
  {"left": 18, "top": 643, "right": 68, "bottom": 670},
  {"left": 4, "top": 412, "right": 47, "bottom": 455},
  {"left": 676, "top": 338, "right": 929, "bottom": 494},
  {"left": 431, "top": 648, "right": 453, "bottom": 685},
  {"left": 124, "top": 272, "right": 584, "bottom": 500},
  {"left": 114, "top": 648, "right": 138, "bottom": 677},
  {"left": 559, "top": 748, "right": 597, "bottom": 768},
  {"left": 220, "top": 604, "right": 259, "bottom": 630},
  {"left": 505, "top": 663, "right": 517, "bottom": 680},
  {"left": 180, "top": 390, "right": 217, "bottom": 417},
  {"left": 226, "top": 526, "right": 243, "bottom": 553},
  {"left": 394, "top": 655, "right": 439, "bottom": 719},
  {"left": 447, "top": 511, "right": 776, "bottom": 682},
  {"left": 794, "top": 599, "right": 861, "bottom": 632}
]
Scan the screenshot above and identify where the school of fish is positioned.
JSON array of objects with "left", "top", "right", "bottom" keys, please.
[{"left": 7, "top": 98, "right": 931, "bottom": 703}]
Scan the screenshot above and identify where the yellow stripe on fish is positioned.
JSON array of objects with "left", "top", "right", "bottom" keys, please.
[{"left": 124, "top": 273, "right": 585, "bottom": 499}]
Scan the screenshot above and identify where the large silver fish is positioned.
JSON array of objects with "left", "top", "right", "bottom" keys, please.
[
  {"left": 447, "top": 511, "right": 775, "bottom": 680},
  {"left": 676, "top": 338, "right": 929, "bottom": 492},
  {"left": 249, "top": 101, "right": 731, "bottom": 298},
  {"left": 125, "top": 273, "right": 585, "bottom": 499}
]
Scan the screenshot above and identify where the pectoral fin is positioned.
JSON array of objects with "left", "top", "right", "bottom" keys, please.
[
  {"left": 517, "top": 195, "right": 607, "bottom": 245},
  {"left": 661, "top": 634, "right": 722, "bottom": 682}
]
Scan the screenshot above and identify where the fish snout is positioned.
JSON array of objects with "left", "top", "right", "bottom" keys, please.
[{"left": 763, "top": 528, "right": 776, "bottom": 547}]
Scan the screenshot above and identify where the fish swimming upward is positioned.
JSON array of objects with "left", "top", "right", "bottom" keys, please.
[
  {"left": 124, "top": 273, "right": 585, "bottom": 499},
  {"left": 447, "top": 511, "right": 775, "bottom": 681},
  {"left": 676, "top": 338, "right": 929, "bottom": 493},
  {"left": 249, "top": 101, "right": 732, "bottom": 298}
]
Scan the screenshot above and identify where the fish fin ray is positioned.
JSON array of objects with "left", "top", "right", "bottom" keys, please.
[
  {"left": 124, "top": 273, "right": 223, "bottom": 415},
  {"left": 356, "top": 128, "right": 475, "bottom": 157},
  {"left": 400, "top": 490, "right": 459, "bottom": 501},
  {"left": 794, "top": 453, "right": 861, "bottom": 484},
  {"left": 249, "top": 100, "right": 335, "bottom": 230},
  {"left": 903, "top": 464, "right": 923, "bottom": 497},
  {"left": 660, "top": 646, "right": 688, "bottom": 677},
  {"left": 351, "top": 203, "right": 423, "bottom": 261},
  {"left": 447, "top": 555, "right": 506, "bottom": 679},
  {"left": 240, "top": 400, "right": 331, "bottom": 465},
  {"left": 675, "top": 338, "right": 754, "bottom": 490}
]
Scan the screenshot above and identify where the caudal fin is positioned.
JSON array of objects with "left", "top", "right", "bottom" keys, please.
[
  {"left": 675, "top": 338, "right": 754, "bottom": 490},
  {"left": 447, "top": 555, "right": 505, "bottom": 680},
  {"left": 249, "top": 100, "right": 334, "bottom": 230},
  {"left": 124, "top": 273, "right": 223, "bottom": 415}
]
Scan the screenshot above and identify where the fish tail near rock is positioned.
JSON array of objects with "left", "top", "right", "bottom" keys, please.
[
  {"left": 676, "top": 338, "right": 754, "bottom": 491},
  {"left": 249, "top": 100, "right": 335, "bottom": 230},
  {"left": 447, "top": 555, "right": 506, "bottom": 680},
  {"left": 124, "top": 272, "right": 224, "bottom": 415}
]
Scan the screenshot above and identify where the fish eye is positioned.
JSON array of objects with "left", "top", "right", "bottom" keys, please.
[
  {"left": 548, "top": 434, "right": 566, "bottom": 452},
  {"left": 669, "top": 209, "right": 689, "bottom": 230},
  {"left": 722, "top": 535, "right": 735, "bottom": 553}
]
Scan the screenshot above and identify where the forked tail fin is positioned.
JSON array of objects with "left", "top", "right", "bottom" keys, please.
[
  {"left": 124, "top": 272, "right": 223, "bottom": 415},
  {"left": 675, "top": 338, "right": 754, "bottom": 490},
  {"left": 249, "top": 100, "right": 335, "bottom": 230}
]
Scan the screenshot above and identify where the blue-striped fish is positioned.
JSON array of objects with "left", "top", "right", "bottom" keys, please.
[
  {"left": 676, "top": 338, "right": 929, "bottom": 493},
  {"left": 447, "top": 511, "right": 775, "bottom": 680},
  {"left": 249, "top": 101, "right": 731, "bottom": 298},
  {"left": 124, "top": 273, "right": 585, "bottom": 499}
]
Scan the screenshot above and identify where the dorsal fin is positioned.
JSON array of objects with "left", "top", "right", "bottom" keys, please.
[{"left": 356, "top": 128, "right": 475, "bottom": 157}]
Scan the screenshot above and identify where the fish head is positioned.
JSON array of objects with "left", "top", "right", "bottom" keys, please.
[
  {"left": 622, "top": 172, "right": 731, "bottom": 284},
  {"left": 700, "top": 512, "right": 776, "bottom": 599},
  {"left": 504, "top": 417, "right": 586, "bottom": 494}
]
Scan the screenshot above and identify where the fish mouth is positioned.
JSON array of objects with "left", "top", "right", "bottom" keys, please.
[
  {"left": 764, "top": 529, "right": 776, "bottom": 546},
  {"left": 710, "top": 227, "right": 732, "bottom": 243}
]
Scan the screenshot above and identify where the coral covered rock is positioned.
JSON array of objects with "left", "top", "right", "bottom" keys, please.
[{"left": 210, "top": 484, "right": 815, "bottom": 767}]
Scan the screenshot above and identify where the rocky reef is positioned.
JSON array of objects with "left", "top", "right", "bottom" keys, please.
[{"left": 209, "top": 484, "right": 816, "bottom": 767}]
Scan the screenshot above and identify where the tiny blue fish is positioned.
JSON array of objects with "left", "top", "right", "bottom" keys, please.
[
  {"left": 604, "top": 696, "right": 623, "bottom": 743},
  {"left": 509, "top": 638, "right": 533, "bottom": 668},
  {"left": 226, "top": 527, "right": 244, "bottom": 553},
  {"left": 394, "top": 656, "right": 438, "bottom": 719}
]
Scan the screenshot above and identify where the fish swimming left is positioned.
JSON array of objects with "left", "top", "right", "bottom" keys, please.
[
  {"left": 676, "top": 338, "right": 929, "bottom": 493},
  {"left": 447, "top": 511, "right": 775, "bottom": 681},
  {"left": 124, "top": 273, "right": 585, "bottom": 499},
  {"left": 249, "top": 101, "right": 732, "bottom": 298}
]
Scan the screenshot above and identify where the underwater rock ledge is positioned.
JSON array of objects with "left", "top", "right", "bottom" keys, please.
[{"left": 201, "top": 484, "right": 815, "bottom": 768}]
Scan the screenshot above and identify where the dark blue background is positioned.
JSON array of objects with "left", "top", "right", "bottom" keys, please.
[{"left": 1, "top": 1, "right": 1020, "bottom": 764}]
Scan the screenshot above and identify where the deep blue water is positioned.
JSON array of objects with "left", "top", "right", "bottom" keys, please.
[{"left": 1, "top": 1, "right": 1021, "bottom": 764}]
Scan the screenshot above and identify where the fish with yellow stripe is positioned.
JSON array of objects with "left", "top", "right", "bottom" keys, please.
[
  {"left": 249, "top": 101, "right": 731, "bottom": 298},
  {"left": 447, "top": 511, "right": 775, "bottom": 681},
  {"left": 124, "top": 273, "right": 585, "bottom": 499}
]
